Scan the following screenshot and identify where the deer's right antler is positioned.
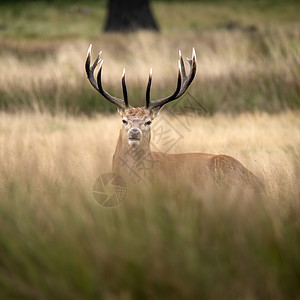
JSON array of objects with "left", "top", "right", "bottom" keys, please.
[{"left": 85, "top": 44, "right": 130, "bottom": 110}]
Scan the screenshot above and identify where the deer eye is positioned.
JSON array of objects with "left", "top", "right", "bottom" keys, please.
[
  {"left": 122, "top": 119, "right": 128, "bottom": 125},
  {"left": 145, "top": 121, "right": 152, "bottom": 126}
]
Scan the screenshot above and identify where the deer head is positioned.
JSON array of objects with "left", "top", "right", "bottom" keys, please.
[{"left": 85, "top": 45, "right": 196, "bottom": 150}]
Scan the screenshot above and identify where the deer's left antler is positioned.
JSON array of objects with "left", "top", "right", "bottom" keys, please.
[{"left": 146, "top": 48, "right": 197, "bottom": 110}]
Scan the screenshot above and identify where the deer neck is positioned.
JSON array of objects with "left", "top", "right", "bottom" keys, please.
[{"left": 112, "top": 129, "right": 154, "bottom": 181}]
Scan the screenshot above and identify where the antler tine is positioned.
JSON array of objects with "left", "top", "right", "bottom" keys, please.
[
  {"left": 147, "top": 62, "right": 182, "bottom": 110},
  {"left": 96, "top": 60, "right": 128, "bottom": 109},
  {"left": 179, "top": 50, "right": 186, "bottom": 79},
  {"left": 85, "top": 45, "right": 128, "bottom": 110},
  {"left": 85, "top": 44, "right": 101, "bottom": 91},
  {"left": 176, "top": 47, "right": 196, "bottom": 99},
  {"left": 146, "top": 68, "right": 152, "bottom": 108},
  {"left": 122, "top": 68, "right": 129, "bottom": 107},
  {"left": 147, "top": 48, "right": 196, "bottom": 110}
]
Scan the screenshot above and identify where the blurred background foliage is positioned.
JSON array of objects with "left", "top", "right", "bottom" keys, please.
[{"left": 0, "top": 0, "right": 299, "bottom": 115}]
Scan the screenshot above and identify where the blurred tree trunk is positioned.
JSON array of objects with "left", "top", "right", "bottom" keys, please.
[{"left": 104, "top": 0, "right": 159, "bottom": 32}]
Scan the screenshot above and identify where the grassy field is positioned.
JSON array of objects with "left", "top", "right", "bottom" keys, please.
[
  {"left": 0, "top": 0, "right": 299, "bottom": 298},
  {"left": 0, "top": 111, "right": 299, "bottom": 298}
]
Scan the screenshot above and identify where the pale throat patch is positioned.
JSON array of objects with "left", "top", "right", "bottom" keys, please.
[{"left": 128, "top": 139, "right": 141, "bottom": 147}]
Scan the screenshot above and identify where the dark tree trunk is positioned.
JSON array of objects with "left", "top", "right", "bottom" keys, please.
[{"left": 104, "top": 0, "right": 159, "bottom": 32}]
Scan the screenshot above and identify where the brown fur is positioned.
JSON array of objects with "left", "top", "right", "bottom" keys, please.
[
  {"left": 113, "top": 108, "right": 263, "bottom": 192},
  {"left": 125, "top": 107, "right": 150, "bottom": 118}
]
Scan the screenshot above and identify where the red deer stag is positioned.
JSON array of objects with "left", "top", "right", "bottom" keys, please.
[{"left": 85, "top": 45, "right": 262, "bottom": 190}]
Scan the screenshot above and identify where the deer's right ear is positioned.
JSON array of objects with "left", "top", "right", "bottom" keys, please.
[{"left": 117, "top": 107, "right": 125, "bottom": 116}]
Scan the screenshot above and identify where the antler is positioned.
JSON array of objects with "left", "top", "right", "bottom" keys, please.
[
  {"left": 85, "top": 44, "right": 129, "bottom": 109},
  {"left": 146, "top": 48, "right": 196, "bottom": 110}
]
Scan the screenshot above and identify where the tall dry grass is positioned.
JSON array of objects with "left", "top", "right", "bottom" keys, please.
[
  {"left": 0, "top": 110, "right": 299, "bottom": 201},
  {"left": 0, "top": 111, "right": 299, "bottom": 298},
  {"left": 0, "top": 26, "right": 299, "bottom": 113}
]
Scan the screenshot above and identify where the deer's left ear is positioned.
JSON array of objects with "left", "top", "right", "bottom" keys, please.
[{"left": 150, "top": 107, "right": 161, "bottom": 120}]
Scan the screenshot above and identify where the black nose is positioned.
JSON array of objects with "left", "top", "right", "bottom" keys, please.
[{"left": 129, "top": 128, "right": 141, "bottom": 139}]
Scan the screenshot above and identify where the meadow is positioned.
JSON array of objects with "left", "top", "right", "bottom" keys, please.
[{"left": 0, "top": 0, "right": 299, "bottom": 298}]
